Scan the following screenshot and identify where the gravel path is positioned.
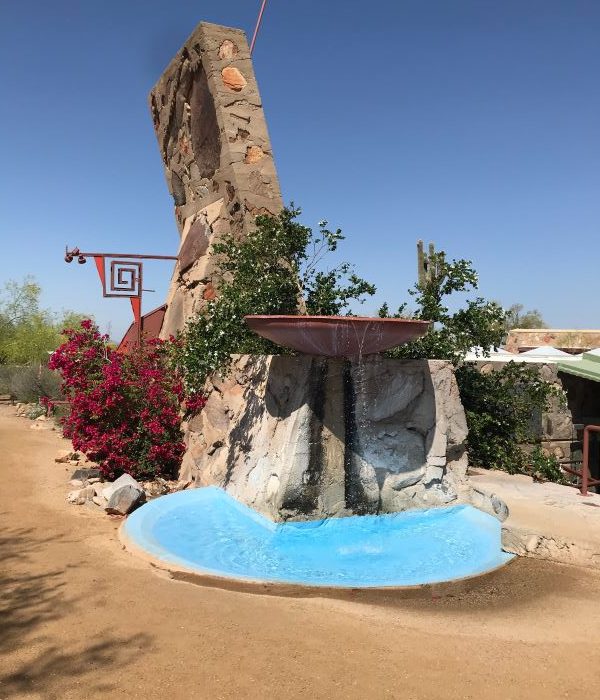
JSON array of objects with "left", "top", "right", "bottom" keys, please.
[{"left": 1, "top": 405, "right": 599, "bottom": 699}]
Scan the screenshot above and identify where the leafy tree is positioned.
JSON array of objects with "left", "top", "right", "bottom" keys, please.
[
  {"left": 378, "top": 250, "right": 563, "bottom": 479},
  {"left": 0, "top": 277, "right": 88, "bottom": 364},
  {"left": 504, "top": 303, "right": 547, "bottom": 331},
  {"left": 380, "top": 252, "right": 506, "bottom": 362},
  {"left": 180, "top": 206, "right": 375, "bottom": 387}
]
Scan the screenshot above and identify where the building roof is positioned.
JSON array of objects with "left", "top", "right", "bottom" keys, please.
[
  {"left": 557, "top": 352, "right": 600, "bottom": 383},
  {"left": 117, "top": 304, "right": 167, "bottom": 353},
  {"left": 520, "top": 345, "right": 572, "bottom": 357}
]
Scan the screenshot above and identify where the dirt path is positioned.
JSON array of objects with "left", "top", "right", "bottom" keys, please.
[{"left": 1, "top": 405, "right": 600, "bottom": 699}]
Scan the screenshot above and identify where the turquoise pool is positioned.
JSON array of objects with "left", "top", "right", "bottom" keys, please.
[{"left": 122, "top": 486, "right": 513, "bottom": 588}]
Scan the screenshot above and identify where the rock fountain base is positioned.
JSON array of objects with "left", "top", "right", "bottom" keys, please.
[{"left": 181, "top": 355, "right": 499, "bottom": 522}]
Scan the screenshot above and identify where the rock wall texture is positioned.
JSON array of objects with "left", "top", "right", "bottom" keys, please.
[
  {"left": 149, "top": 22, "right": 283, "bottom": 337},
  {"left": 180, "top": 356, "right": 479, "bottom": 521}
]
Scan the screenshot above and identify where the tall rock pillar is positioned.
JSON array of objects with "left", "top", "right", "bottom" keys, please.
[{"left": 149, "top": 22, "right": 283, "bottom": 337}]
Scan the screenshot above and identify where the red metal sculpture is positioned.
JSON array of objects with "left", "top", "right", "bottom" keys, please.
[{"left": 64, "top": 247, "right": 178, "bottom": 348}]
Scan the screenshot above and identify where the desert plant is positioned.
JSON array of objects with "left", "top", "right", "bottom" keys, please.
[
  {"left": 528, "top": 445, "right": 565, "bottom": 484},
  {"left": 7, "top": 365, "right": 62, "bottom": 403},
  {"left": 49, "top": 320, "right": 201, "bottom": 480},
  {"left": 380, "top": 251, "right": 506, "bottom": 362}
]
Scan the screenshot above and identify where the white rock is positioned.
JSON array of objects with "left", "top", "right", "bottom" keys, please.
[
  {"left": 102, "top": 473, "right": 140, "bottom": 502},
  {"left": 67, "top": 490, "right": 86, "bottom": 505}
]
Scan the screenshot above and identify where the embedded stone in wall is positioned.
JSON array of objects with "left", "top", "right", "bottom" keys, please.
[
  {"left": 222, "top": 66, "right": 247, "bottom": 91},
  {"left": 245, "top": 145, "right": 265, "bottom": 164},
  {"left": 181, "top": 356, "right": 477, "bottom": 522},
  {"left": 218, "top": 39, "right": 238, "bottom": 60}
]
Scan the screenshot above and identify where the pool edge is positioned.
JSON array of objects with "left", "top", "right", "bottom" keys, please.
[{"left": 118, "top": 518, "right": 517, "bottom": 597}]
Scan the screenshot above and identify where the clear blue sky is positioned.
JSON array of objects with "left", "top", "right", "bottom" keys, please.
[{"left": 1, "top": 0, "right": 599, "bottom": 339}]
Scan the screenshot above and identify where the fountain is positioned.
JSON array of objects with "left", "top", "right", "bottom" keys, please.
[
  {"left": 244, "top": 315, "right": 431, "bottom": 357},
  {"left": 121, "top": 21, "right": 512, "bottom": 588}
]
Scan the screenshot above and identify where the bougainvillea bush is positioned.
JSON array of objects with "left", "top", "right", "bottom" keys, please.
[{"left": 48, "top": 320, "right": 202, "bottom": 480}]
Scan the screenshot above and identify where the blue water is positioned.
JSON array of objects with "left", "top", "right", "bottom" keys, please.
[{"left": 123, "top": 486, "right": 513, "bottom": 588}]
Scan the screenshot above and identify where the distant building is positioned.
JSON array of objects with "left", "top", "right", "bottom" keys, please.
[{"left": 506, "top": 329, "right": 600, "bottom": 355}]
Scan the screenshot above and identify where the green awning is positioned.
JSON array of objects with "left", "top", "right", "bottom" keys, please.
[{"left": 557, "top": 352, "right": 600, "bottom": 383}]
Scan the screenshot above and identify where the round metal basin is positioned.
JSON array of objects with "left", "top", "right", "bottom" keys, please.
[{"left": 244, "top": 315, "right": 431, "bottom": 358}]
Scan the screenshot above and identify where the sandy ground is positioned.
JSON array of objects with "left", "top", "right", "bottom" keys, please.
[{"left": 1, "top": 406, "right": 600, "bottom": 699}]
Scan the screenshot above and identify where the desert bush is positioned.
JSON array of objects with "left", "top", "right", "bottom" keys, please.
[{"left": 3, "top": 365, "right": 62, "bottom": 402}]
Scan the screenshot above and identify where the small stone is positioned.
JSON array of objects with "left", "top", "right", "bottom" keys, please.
[
  {"left": 218, "top": 39, "right": 238, "bottom": 60},
  {"left": 55, "top": 450, "right": 73, "bottom": 463},
  {"left": 92, "top": 495, "right": 106, "bottom": 507},
  {"left": 244, "top": 145, "right": 265, "bottom": 164},
  {"left": 67, "top": 490, "right": 86, "bottom": 505},
  {"left": 69, "top": 479, "right": 84, "bottom": 488},
  {"left": 105, "top": 485, "right": 146, "bottom": 516},
  {"left": 202, "top": 282, "right": 217, "bottom": 301},
  {"left": 71, "top": 467, "right": 100, "bottom": 482},
  {"left": 87, "top": 477, "right": 101, "bottom": 484},
  {"left": 491, "top": 495, "right": 509, "bottom": 521},
  {"left": 35, "top": 415, "right": 47, "bottom": 422},
  {"left": 221, "top": 66, "right": 247, "bottom": 91}
]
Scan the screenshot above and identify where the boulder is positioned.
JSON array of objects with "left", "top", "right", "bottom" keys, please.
[
  {"left": 105, "top": 485, "right": 146, "bottom": 516},
  {"left": 102, "top": 473, "right": 140, "bottom": 502}
]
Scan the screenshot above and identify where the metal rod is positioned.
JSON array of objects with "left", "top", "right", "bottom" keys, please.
[
  {"left": 66, "top": 247, "right": 177, "bottom": 261},
  {"left": 250, "top": 0, "right": 268, "bottom": 54}
]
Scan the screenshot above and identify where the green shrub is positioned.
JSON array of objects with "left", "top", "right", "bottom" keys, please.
[
  {"left": 456, "top": 362, "right": 565, "bottom": 477},
  {"left": 529, "top": 446, "right": 565, "bottom": 484}
]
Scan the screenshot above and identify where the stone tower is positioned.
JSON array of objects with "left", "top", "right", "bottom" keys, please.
[{"left": 149, "top": 22, "right": 283, "bottom": 337}]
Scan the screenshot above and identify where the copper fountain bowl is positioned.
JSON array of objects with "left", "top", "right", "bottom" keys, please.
[{"left": 244, "top": 315, "right": 431, "bottom": 358}]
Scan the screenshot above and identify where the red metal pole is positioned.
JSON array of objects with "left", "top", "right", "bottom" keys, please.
[
  {"left": 582, "top": 427, "right": 590, "bottom": 496},
  {"left": 250, "top": 0, "right": 268, "bottom": 54}
]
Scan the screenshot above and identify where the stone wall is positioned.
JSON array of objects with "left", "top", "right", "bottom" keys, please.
[
  {"left": 149, "top": 22, "right": 283, "bottom": 337},
  {"left": 180, "top": 356, "right": 478, "bottom": 521},
  {"left": 506, "top": 329, "right": 600, "bottom": 353}
]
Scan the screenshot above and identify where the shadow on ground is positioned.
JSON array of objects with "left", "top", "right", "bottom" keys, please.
[{"left": 0, "top": 516, "right": 151, "bottom": 697}]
